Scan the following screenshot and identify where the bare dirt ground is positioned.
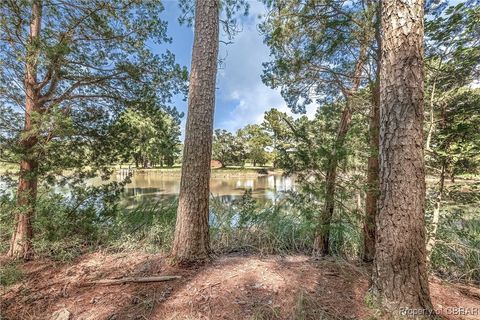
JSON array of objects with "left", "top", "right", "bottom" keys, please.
[{"left": 1, "top": 252, "right": 479, "bottom": 320}]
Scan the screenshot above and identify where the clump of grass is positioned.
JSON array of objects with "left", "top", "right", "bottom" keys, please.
[
  {"left": 107, "top": 199, "right": 177, "bottom": 253},
  {"left": 0, "top": 262, "right": 23, "bottom": 287},
  {"left": 209, "top": 192, "right": 315, "bottom": 255},
  {"left": 429, "top": 184, "right": 480, "bottom": 283},
  {"left": 431, "top": 215, "right": 480, "bottom": 283},
  {"left": 252, "top": 304, "right": 281, "bottom": 320}
]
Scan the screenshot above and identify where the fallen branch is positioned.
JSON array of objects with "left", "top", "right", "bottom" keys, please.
[{"left": 85, "top": 275, "right": 181, "bottom": 285}]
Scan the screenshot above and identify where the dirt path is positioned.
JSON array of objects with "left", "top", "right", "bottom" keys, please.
[{"left": 1, "top": 253, "right": 479, "bottom": 319}]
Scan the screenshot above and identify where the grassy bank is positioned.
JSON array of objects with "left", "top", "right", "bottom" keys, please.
[{"left": 1, "top": 184, "right": 478, "bottom": 284}]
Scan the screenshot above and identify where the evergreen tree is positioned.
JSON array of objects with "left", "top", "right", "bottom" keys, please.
[
  {"left": 0, "top": 0, "right": 186, "bottom": 259},
  {"left": 261, "top": 0, "right": 377, "bottom": 255},
  {"left": 212, "top": 129, "right": 247, "bottom": 167},
  {"left": 171, "top": 0, "right": 220, "bottom": 264},
  {"left": 172, "top": 0, "right": 249, "bottom": 263},
  {"left": 423, "top": 2, "right": 480, "bottom": 259},
  {"left": 372, "top": 0, "right": 434, "bottom": 313},
  {"left": 110, "top": 104, "right": 182, "bottom": 169}
]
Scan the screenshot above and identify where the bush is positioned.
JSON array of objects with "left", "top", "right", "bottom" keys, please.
[
  {"left": 209, "top": 191, "right": 315, "bottom": 254},
  {"left": 0, "top": 183, "right": 178, "bottom": 260},
  {"left": 0, "top": 262, "right": 23, "bottom": 286},
  {"left": 1, "top": 180, "right": 478, "bottom": 286},
  {"left": 108, "top": 200, "right": 177, "bottom": 253}
]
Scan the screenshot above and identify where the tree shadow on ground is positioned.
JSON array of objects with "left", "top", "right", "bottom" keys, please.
[{"left": 110, "top": 254, "right": 367, "bottom": 320}]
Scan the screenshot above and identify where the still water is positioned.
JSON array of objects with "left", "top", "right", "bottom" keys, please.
[{"left": 118, "top": 171, "right": 296, "bottom": 207}]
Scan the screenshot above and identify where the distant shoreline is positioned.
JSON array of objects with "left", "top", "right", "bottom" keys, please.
[{"left": 118, "top": 166, "right": 282, "bottom": 178}]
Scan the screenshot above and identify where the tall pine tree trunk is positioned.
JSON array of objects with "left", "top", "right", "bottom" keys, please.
[
  {"left": 373, "top": 0, "right": 434, "bottom": 313},
  {"left": 171, "top": 0, "right": 219, "bottom": 264},
  {"left": 8, "top": 0, "right": 42, "bottom": 260}
]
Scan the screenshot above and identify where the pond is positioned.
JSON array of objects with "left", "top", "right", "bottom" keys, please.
[
  {"left": 116, "top": 171, "right": 297, "bottom": 207},
  {"left": 0, "top": 170, "right": 297, "bottom": 208}
]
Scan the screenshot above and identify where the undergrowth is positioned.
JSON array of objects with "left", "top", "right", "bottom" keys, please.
[
  {"left": 428, "top": 182, "right": 480, "bottom": 283},
  {"left": 0, "top": 184, "right": 478, "bottom": 284},
  {"left": 0, "top": 262, "right": 23, "bottom": 286}
]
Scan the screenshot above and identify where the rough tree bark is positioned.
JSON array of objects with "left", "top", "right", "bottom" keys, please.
[
  {"left": 8, "top": 0, "right": 42, "bottom": 260},
  {"left": 313, "top": 44, "right": 367, "bottom": 256},
  {"left": 171, "top": 0, "right": 219, "bottom": 264},
  {"left": 373, "top": 0, "right": 434, "bottom": 314}
]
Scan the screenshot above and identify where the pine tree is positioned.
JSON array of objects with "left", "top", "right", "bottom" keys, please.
[
  {"left": 0, "top": 0, "right": 186, "bottom": 259},
  {"left": 171, "top": 0, "right": 220, "bottom": 264},
  {"left": 372, "top": 0, "right": 434, "bottom": 313}
]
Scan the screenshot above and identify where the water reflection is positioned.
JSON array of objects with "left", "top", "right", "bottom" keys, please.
[
  {"left": 120, "top": 172, "right": 296, "bottom": 207},
  {"left": 0, "top": 171, "right": 297, "bottom": 208}
]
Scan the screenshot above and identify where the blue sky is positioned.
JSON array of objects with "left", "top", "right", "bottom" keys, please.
[{"left": 158, "top": 1, "right": 315, "bottom": 136}]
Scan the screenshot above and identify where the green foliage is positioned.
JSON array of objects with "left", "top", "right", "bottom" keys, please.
[
  {"left": 426, "top": 89, "right": 480, "bottom": 178},
  {"left": 178, "top": 0, "right": 249, "bottom": 39},
  {"left": 425, "top": 2, "right": 480, "bottom": 92},
  {"left": 0, "top": 193, "right": 15, "bottom": 253},
  {"left": 0, "top": 0, "right": 187, "bottom": 187},
  {"left": 238, "top": 124, "right": 272, "bottom": 167},
  {"left": 424, "top": 2, "right": 480, "bottom": 179},
  {"left": 0, "top": 262, "right": 23, "bottom": 287},
  {"left": 0, "top": 183, "right": 177, "bottom": 259},
  {"left": 260, "top": 0, "right": 377, "bottom": 112},
  {"left": 429, "top": 182, "right": 480, "bottom": 283},
  {"left": 261, "top": 102, "right": 368, "bottom": 257},
  {"left": 108, "top": 200, "right": 177, "bottom": 253},
  {"left": 422, "top": 1, "right": 480, "bottom": 283},
  {"left": 1, "top": 178, "right": 478, "bottom": 282},
  {"left": 0, "top": 183, "right": 121, "bottom": 260},
  {"left": 110, "top": 104, "right": 182, "bottom": 168},
  {"left": 210, "top": 191, "right": 316, "bottom": 254},
  {"left": 212, "top": 129, "right": 247, "bottom": 167}
]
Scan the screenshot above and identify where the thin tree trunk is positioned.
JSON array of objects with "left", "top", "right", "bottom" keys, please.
[
  {"left": 373, "top": 0, "right": 434, "bottom": 314},
  {"left": 355, "top": 188, "right": 362, "bottom": 212},
  {"left": 425, "top": 83, "right": 444, "bottom": 263},
  {"left": 426, "top": 162, "right": 445, "bottom": 262},
  {"left": 425, "top": 81, "right": 436, "bottom": 152},
  {"left": 171, "top": 0, "right": 219, "bottom": 264},
  {"left": 8, "top": 0, "right": 42, "bottom": 260},
  {"left": 313, "top": 43, "right": 367, "bottom": 256},
  {"left": 143, "top": 154, "right": 148, "bottom": 168},
  {"left": 363, "top": 3, "right": 381, "bottom": 263},
  {"left": 363, "top": 80, "right": 379, "bottom": 263},
  {"left": 313, "top": 102, "right": 352, "bottom": 255}
]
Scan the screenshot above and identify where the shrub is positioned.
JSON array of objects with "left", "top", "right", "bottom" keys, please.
[{"left": 0, "top": 262, "right": 23, "bottom": 286}]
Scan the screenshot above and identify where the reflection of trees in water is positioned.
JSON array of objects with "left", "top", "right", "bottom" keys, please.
[{"left": 120, "top": 174, "right": 296, "bottom": 207}]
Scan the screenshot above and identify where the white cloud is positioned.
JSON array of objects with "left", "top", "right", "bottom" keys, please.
[{"left": 215, "top": 2, "right": 316, "bottom": 132}]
